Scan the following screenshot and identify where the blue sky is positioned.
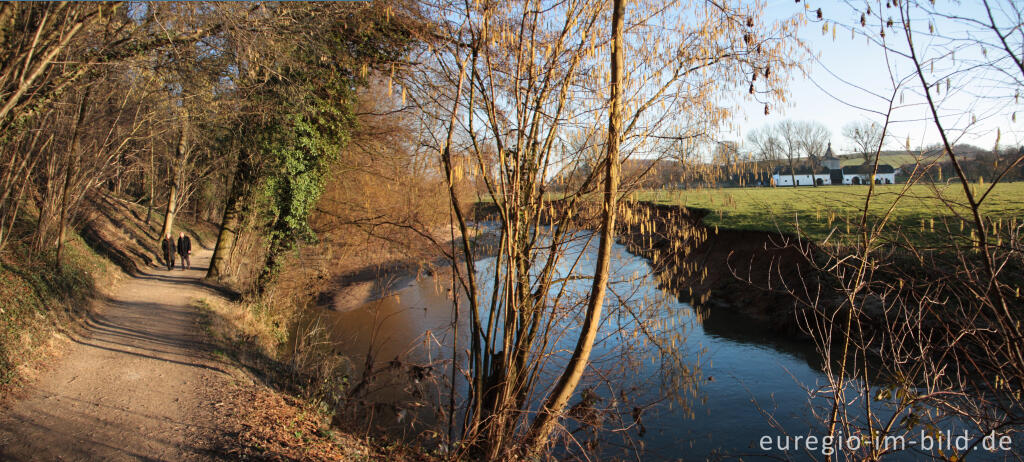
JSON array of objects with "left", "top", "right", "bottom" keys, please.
[{"left": 729, "top": 0, "right": 1023, "bottom": 154}]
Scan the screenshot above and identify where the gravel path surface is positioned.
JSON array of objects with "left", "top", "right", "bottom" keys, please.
[{"left": 0, "top": 249, "right": 231, "bottom": 461}]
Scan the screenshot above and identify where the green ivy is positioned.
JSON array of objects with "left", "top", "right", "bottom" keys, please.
[
  {"left": 254, "top": 80, "right": 355, "bottom": 287},
  {"left": 232, "top": 3, "right": 414, "bottom": 290}
]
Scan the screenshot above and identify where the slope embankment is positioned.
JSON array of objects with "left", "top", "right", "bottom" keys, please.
[
  {"left": 0, "top": 195, "right": 433, "bottom": 461},
  {"left": 615, "top": 201, "right": 815, "bottom": 334}
]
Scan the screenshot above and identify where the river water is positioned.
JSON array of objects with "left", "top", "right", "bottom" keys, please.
[{"left": 313, "top": 233, "right": 1013, "bottom": 460}]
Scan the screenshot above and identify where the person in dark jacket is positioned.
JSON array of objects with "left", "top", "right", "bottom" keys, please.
[
  {"left": 177, "top": 232, "right": 192, "bottom": 270},
  {"left": 161, "top": 234, "right": 176, "bottom": 270}
]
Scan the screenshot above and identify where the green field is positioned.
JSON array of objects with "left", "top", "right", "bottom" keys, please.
[
  {"left": 637, "top": 182, "right": 1024, "bottom": 246},
  {"left": 838, "top": 152, "right": 943, "bottom": 167}
]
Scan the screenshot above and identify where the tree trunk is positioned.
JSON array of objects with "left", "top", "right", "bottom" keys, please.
[
  {"left": 159, "top": 181, "right": 178, "bottom": 240},
  {"left": 206, "top": 150, "right": 254, "bottom": 281},
  {"left": 55, "top": 88, "right": 91, "bottom": 267},
  {"left": 206, "top": 186, "right": 244, "bottom": 280},
  {"left": 159, "top": 123, "right": 188, "bottom": 240},
  {"left": 54, "top": 173, "right": 73, "bottom": 267},
  {"left": 790, "top": 158, "right": 796, "bottom": 187},
  {"left": 146, "top": 146, "right": 154, "bottom": 225},
  {"left": 32, "top": 207, "right": 49, "bottom": 253},
  {"left": 525, "top": 0, "right": 624, "bottom": 452}
]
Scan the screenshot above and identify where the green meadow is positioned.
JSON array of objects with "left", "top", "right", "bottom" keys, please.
[
  {"left": 838, "top": 153, "right": 940, "bottom": 167},
  {"left": 636, "top": 181, "right": 1024, "bottom": 247}
]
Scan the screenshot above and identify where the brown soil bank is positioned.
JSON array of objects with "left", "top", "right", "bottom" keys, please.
[{"left": 616, "top": 201, "right": 816, "bottom": 335}]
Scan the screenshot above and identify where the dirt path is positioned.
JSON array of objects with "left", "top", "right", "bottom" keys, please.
[{"left": 0, "top": 248, "right": 231, "bottom": 461}]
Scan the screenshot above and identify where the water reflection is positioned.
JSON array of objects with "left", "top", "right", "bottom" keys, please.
[{"left": 308, "top": 236, "right": 926, "bottom": 460}]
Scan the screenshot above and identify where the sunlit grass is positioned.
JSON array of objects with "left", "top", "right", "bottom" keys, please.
[
  {"left": 636, "top": 181, "right": 1024, "bottom": 246},
  {"left": 838, "top": 152, "right": 940, "bottom": 167}
]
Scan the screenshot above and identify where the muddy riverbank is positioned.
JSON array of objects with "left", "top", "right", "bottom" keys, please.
[
  {"left": 615, "top": 201, "right": 817, "bottom": 336},
  {"left": 308, "top": 223, "right": 500, "bottom": 313}
]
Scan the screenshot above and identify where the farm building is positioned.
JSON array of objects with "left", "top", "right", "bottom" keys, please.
[
  {"left": 772, "top": 165, "right": 833, "bottom": 186},
  {"left": 839, "top": 163, "right": 896, "bottom": 185},
  {"left": 772, "top": 143, "right": 897, "bottom": 186},
  {"left": 822, "top": 148, "right": 842, "bottom": 170}
]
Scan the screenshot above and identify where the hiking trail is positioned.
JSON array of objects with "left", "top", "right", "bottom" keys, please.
[{"left": 0, "top": 248, "right": 231, "bottom": 461}]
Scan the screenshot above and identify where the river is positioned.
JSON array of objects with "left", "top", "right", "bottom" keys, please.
[{"left": 311, "top": 232, "right": 1012, "bottom": 460}]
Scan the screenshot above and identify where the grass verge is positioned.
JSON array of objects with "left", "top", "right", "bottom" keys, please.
[
  {"left": 0, "top": 223, "right": 118, "bottom": 391},
  {"left": 636, "top": 181, "right": 1024, "bottom": 246}
]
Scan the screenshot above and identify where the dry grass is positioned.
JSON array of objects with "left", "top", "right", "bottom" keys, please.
[
  {"left": 0, "top": 216, "right": 119, "bottom": 391},
  {"left": 215, "top": 382, "right": 436, "bottom": 462},
  {"left": 194, "top": 297, "right": 286, "bottom": 358},
  {"left": 194, "top": 296, "right": 438, "bottom": 462}
]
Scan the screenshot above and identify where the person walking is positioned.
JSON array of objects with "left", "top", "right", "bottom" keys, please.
[
  {"left": 177, "top": 231, "right": 192, "bottom": 270},
  {"left": 161, "top": 234, "right": 176, "bottom": 271}
]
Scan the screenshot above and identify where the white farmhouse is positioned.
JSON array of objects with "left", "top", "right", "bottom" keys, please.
[
  {"left": 771, "top": 143, "right": 897, "bottom": 186},
  {"left": 839, "top": 163, "right": 896, "bottom": 185},
  {"left": 772, "top": 165, "right": 832, "bottom": 186}
]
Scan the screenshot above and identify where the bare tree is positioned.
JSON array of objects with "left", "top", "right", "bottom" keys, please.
[
  {"left": 525, "top": 0, "right": 626, "bottom": 452},
  {"left": 404, "top": 0, "right": 804, "bottom": 457},
  {"left": 796, "top": 120, "right": 831, "bottom": 165},
  {"left": 0, "top": 2, "right": 251, "bottom": 255},
  {"left": 778, "top": 119, "right": 803, "bottom": 185},
  {"left": 0, "top": 3, "right": 106, "bottom": 133},
  {"left": 843, "top": 120, "right": 886, "bottom": 164},
  {"left": 746, "top": 124, "right": 783, "bottom": 170}
]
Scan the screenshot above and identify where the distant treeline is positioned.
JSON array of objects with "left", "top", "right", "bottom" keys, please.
[{"left": 553, "top": 144, "right": 1024, "bottom": 190}]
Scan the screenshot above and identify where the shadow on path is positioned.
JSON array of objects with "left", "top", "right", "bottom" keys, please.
[{"left": 0, "top": 249, "right": 234, "bottom": 461}]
